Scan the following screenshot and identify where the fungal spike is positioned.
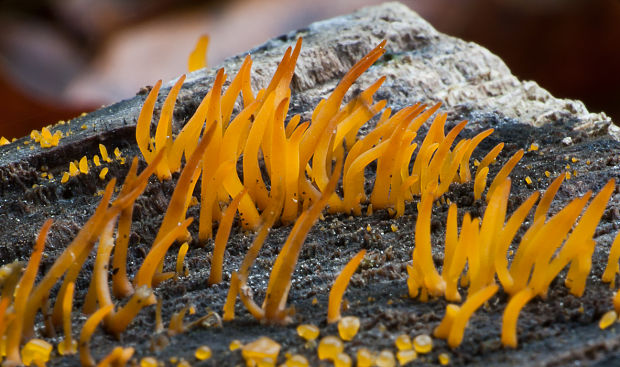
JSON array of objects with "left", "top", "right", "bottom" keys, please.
[
  {"left": 501, "top": 287, "right": 535, "bottom": 348},
  {"left": 176, "top": 242, "right": 189, "bottom": 278},
  {"left": 478, "top": 142, "right": 504, "bottom": 172},
  {"left": 473, "top": 167, "right": 489, "bottom": 200},
  {"left": 154, "top": 74, "right": 186, "bottom": 180},
  {"left": 79, "top": 305, "right": 114, "bottom": 367},
  {"left": 222, "top": 55, "right": 253, "bottom": 126},
  {"left": 96, "top": 346, "right": 134, "bottom": 367},
  {"left": 4, "top": 219, "right": 51, "bottom": 365},
  {"left": 134, "top": 218, "right": 193, "bottom": 289},
  {"left": 153, "top": 122, "right": 215, "bottom": 248},
  {"left": 342, "top": 140, "right": 389, "bottom": 214},
  {"left": 433, "top": 304, "right": 460, "bottom": 339},
  {"left": 209, "top": 189, "right": 246, "bottom": 285},
  {"left": 169, "top": 89, "right": 211, "bottom": 173},
  {"left": 263, "top": 153, "right": 343, "bottom": 322},
  {"left": 533, "top": 173, "right": 565, "bottom": 222},
  {"left": 199, "top": 160, "right": 233, "bottom": 242},
  {"left": 327, "top": 250, "right": 366, "bottom": 323},
  {"left": 424, "top": 119, "right": 468, "bottom": 193},
  {"left": 441, "top": 203, "right": 458, "bottom": 283},
  {"left": 486, "top": 149, "right": 524, "bottom": 202},
  {"left": 494, "top": 191, "right": 540, "bottom": 290},
  {"left": 412, "top": 190, "right": 446, "bottom": 297},
  {"left": 111, "top": 158, "right": 139, "bottom": 299},
  {"left": 136, "top": 80, "right": 162, "bottom": 162},
  {"left": 59, "top": 282, "right": 76, "bottom": 355},
  {"left": 602, "top": 231, "right": 620, "bottom": 287},
  {"left": 470, "top": 179, "right": 510, "bottom": 293},
  {"left": 458, "top": 128, "right": 494, "bottom": 183},
  {"left": 106, "top": 286, "right": 156, "bottom": 338},
  {"left": 436, "top": 138, "right": 469, "bottom": 198},
  {"left": 94, "top": 219, "right": 118, "bottom": 322},
  {"left": 188, "top": 34, "right": 209, "bottom": 72},
  {"left": 223, "top": 272, "right": 240, "bottom": 321},
  {"left": 447, "top": 284, "right": 498, "bottom": 348},
  {"left": 243, "top": 91, "right": 276, "bottom": 209}
]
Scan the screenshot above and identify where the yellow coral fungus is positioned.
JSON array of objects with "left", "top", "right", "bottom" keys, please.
[
  {"left": 209, "top": 189, "right": 245, "bottom": 285},
  {"left": 447, "top": 284, "right": 498, "bottom": 348},
  {"left": 96, "top": 346, "right": 134, "bottom": 367},
  {"left": 602, "top": 231, "right": 620, "bottom": 287},
  {"left": 188, "top": 35, "right": 209, "bottom": 72},
  {"left": 4, "top": 219, "right": 52, "bottom": 366},
  {"left": 176, "top": 242, "right": 189, "bottom": 278},
  {"left": 79, "top": 305, "right": 114, "bottom": 367},
  {"left": 501, "top": 287, "right": 535, "bottom": 348},
  {"left": 327, "top": 250, "right": 366, "bottom": 323},
  {"left": 486, "top": 149, "right": 523, "bottom": 202},
  {"left": 58, "top": 282, "right": 77, "bottom": 356}
]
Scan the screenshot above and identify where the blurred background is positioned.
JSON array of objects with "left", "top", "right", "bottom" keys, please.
[{"left": 1, "top": 0, "right": 619, "bottom": 139}]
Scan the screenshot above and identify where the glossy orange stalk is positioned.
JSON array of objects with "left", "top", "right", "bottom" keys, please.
[
  {"left": 501, "top": 287, "right": 535, "bottom": 348},
  {"left": 412, "top": 190, "right": 446, "bottom": 297},
  {"left": 458, "top": 128, "right": 494, "bottom": 183},
  {"left": 447, "top": 284, "right": 498, "bottom": 348},
  {"left": 79, "top": 305, "right": 113, "bottom": 367},
  {"left": 602, "top": 231, "right": 620, "bottom": 287},
  {"left": 263, "top": 156, "right": 342, "bottom": 323},
  {"left": 4, "top": 219, "right": 51, "bottom": 365},
  {"left": 209, "top": 189, "right": 246, "bottom": 285},
  {"left": 533, "top": 173, "right": 565, "bottom": 222},
  {"left": 486, "top": 149, "right": 523, "bottom": 202},
  {"left": 136, "top": 80, "right": 162, "bottom": 162},
  {"left": 154, "top": 75, "right": 186, "bottom": 180},
  {"left": 327, "top": 250, "right": 366, "bottom": 323}
]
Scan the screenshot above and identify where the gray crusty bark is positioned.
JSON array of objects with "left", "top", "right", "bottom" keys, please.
[{"left": 1, "top": 2, "right": 617, "bottom": 172}]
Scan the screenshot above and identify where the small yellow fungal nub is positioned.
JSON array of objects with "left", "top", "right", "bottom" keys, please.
[
  {"left": 525, "top": 176, "right": 532, "bottom": 185},
  {"left": 99, "top": 144, "right": 112, "bottom": 162},
  {"left": 334, "top": 352, "right": 352, "bottom": 367},
  {"left": 337, "top": 316, "right": 361, "bottom": 341},
  {"left": 413, "top": 334, "right": 433, "bottom": 354},
  {"left": 544, "top": 170, "right": 551, "bottom": 177},
  {"left": 81, "top": 124, "right": 87, "bottom": 130},
  {"left": 390, "top": 224, "right": 398, "bottom": 232},
  {"left": 599, "top": 310, "right": 617, "bottom": 330},
  {"left": 194, "top": 345, "right": 212, "bottom": 360},
  {"left": 286, "top": 354, "right": 309, "bottom": 367},
  {"left": 317, "top": 336, "right": 344, "bottom": 360},
  {"left": 297, "top": 324, "right": 320, "bottom": 341},
  {"left": 21, "top": 339, "right": 52, "bottom": 367},
  {"left": 375, "top": 350, "right": 396, "bottom": 367},
  {"left": 79, "top": 156, "right": 89, "bottom": 174},
  {"left": 396, "top": 349, "right": 417, "bottom": 365},
  {"left": 61, "top": 172, "right": 70, "bottom": 183},
  {"left": 529, "top": 143, "right": 539, "bottom": 151},
  {"left": 99, "top": 167, "right": 108, "bottom": 180},
  {"left": 0, "top": 136, "right": 9, "bottom": 145},
  {"left": 395, "top": 334, "right": 412, "bottom": 350},
  {"left": 93, "top": 155, "right": 100, "bottom": 166},
  {"left": 328, "top": 250, "right": 366, "bottom": 323},
  {"left": 114, "top": 147, "right": 122, "bottom": 159},
  {"left": 140, "top": 357, "right": 158, "bottom": 367},
  {"left": 176, "top": 242, "right": 189, "bottom": 277},
  {"left": 229, "top": 340, "right": 243, "bottom": 351},
  {"left": 356, "top": 348, "right": 374, "bottom": 367},
  {"left": 439, "top": 353, "right": 451, "bottom": 365},
  {"left": 69, "top": 162, "right": 79, "bottom": 176},
  {"left": 241, "top": 337, "right": 281, "bottom": 365}
]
